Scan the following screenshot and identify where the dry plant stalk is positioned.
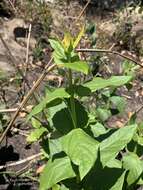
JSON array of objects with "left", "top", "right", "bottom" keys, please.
[{"left": 0, "top": 60, "right": 56, "bottom": 143}]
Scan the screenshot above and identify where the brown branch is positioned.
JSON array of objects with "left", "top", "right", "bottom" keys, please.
[
  {"left": 76, "top": 48, "right": 143, "bottom": 68},
  {"left": 0, "top": 59, "right": 56, "bottom": 144},
  {"left": 0, "top": 153, "right": 43, "bottom": 170},
  {"left": 75, "top": 0, "right": 91, "bottom": 23},
  {"left": 25, "top": 24, "right": 32, "bottom": 64}
]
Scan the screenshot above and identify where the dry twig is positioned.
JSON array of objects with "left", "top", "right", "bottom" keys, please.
[
  {"left": 0, "top": 59, "right": 56, "bottom": 143},
  {"left": 76, "top": 48, "right": 143, "bottom": 68},
  {"left": 0, "top": 153, "right": 43, "bottom": 170},
  {"left": 75, "top": 0, "right": 91, "bottom": 23},
  {"left": 25, "top": 24, "right": 32, "bottom": 65}
]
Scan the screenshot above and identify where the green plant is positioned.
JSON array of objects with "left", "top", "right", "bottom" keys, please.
[
  {"left": 27, "top": 28, "right": 143, "bottom": 190},
  {"left": 122, "top": 60, "right": 140, "bottom": 77}
]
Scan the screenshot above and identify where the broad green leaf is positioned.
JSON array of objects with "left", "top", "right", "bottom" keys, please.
[
  {"left": 61, "top": 128, "right": 99, "bottom": 179},
  {"left": 96, "top": 108, "right": 111, "bottom": 122},
  {"left": 84, "top": 76, "right": 132, "bottom": 93},
  {"left": 53, "top": 51, "right": 67, "bottom": 65},
  {"left": 138, "top": 122, "right": 143, "bottom": 136},
  {"left": 27, "top": 88, "right": 70, "bottom": 120},
  {"left": 90, "top": 122, "right": 107, "bottom": 138},
  {"left": 48, "top": 102, "right": 66, "bottom": 125},
  {"left": 49, "top": 39, "right": 65, "bottom": 58},
  {"left": 45, "top": 88, "right": 70, "bottom": 106},
  {"left": 73, "top": 25, "right": 85, "bottom": 48},
  {"left": 31, "top": 118, "right": 41, "bottom": 128},
  {"left": 52, "top": 184, "right": 60, "bottom": 190},
  {"left": 71, "top": 99, "right": 89, "bottom": 129},
  {"left": 27, "top": 127, "right": 47, "bottom": 143},
  {"left": 100, "top": 124, "right": 137, "bottom": 166},
  {"left": 49, "top": 138, "right": 62, "bottom": 156},
  {"left": 137, "top": 136, "right": 143, "bottom": 146},
  {"left": 52, "top": 107, "right": 74, "bottom": 134},
  {"left": 123, "top": 153, "right": 143, "bottom": 185},
  {"left": 106, "top": 159, "right": 122, "bottom": 169},
  {"left": 60, "top": 185, "right": 69, "bottom": 190},
  {"left": 52, "top": 184, "right": 69, "bottom": 190},
  {"left": 40, "top": 157, "right": 76, "bottom": 190},
  {"left": 137, "top": 175, "right": 143, "bottom": 185},
  {"left": 75, "top": 85, "right": 91, "bottom": 97},
  {"left": 51, "top": 99, "right": 88, "bottom": 134},
  {"left": 110, "top": 96, "right": 126, "bottom": 113},
  {"left": 60, "top": 61, "right": 89, "bottom": 75},
  {"left": 83, "top": 163, "right": 124, "bottom": 190},
  {"left": 110, "top": 171, "right": 126, "bottom": 190}
]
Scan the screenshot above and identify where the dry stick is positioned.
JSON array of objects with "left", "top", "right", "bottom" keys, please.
[
  {"left": 25, "top": 24, "right": 32, "bottom": 64},
  {"left": 7, "top": 0, "right": 17, "bottom": 14},
  {"left": 75, "top": 0, "right": 91, "bottom": 23},
  {"left": 0, "top": 61, "right": 56, "bottom": 143},
  {"left": 23, "top": 23, "right": 31, "bottom": 98},
  {"left": 23, "top": 23, "right": 32, "bottom": 91},
  {"left": 0, "top": 152, "right": 43, "bottom": 170},
  {"left": 76, "top": 48, "right": 143, "bottom": 68},
  {"left": 0, "top": 108, "right": 44, "bottom": 125},
  {"left": 23, "top": 24, "right": 50, "bottom": 124},
  {"left": 0, "top": 108, "right": 21, "bottom": 113}
]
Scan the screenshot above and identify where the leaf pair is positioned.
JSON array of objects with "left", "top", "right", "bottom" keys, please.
[
  {"left": 28, "top": 75, "right": 132, "bottom": 120},
  {"left": 40, "top": 124, "right": 137, "bottom": 190},
  {"left": 49, "top": 26, "right": 89, "bottom": 75}
]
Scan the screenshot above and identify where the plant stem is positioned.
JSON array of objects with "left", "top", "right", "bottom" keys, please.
[{"left": 68, "top": 69, "right": 77, "bottom": 128}]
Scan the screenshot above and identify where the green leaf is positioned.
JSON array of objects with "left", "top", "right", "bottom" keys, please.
[
  {"left": 51, "top": 99, "right": 88, "bottom": 134},
  {"left": 73, "top": 25, "right": 85, "bottom": 48},
  {"left": 61, "top": 61, "right": 89, "bottom": 75},
  {"left": 96, "top": 108, "right": 111, "bottom": 122},
  {"left": 83, "top": 163, "right": 124, "bottom": 190},
  {"left": 27, "top": 100, "right": 46, "bottom": 121},
  {"left": 123, "top": 152, "right": 143, "bottom": 185},
  {"left": 61, "top": 128, "right": 99, "bottom": 179},
  {"left": 27, "top": 127, "right": 48, "bottom": 143},
  {"left": 40, "top": 157, "right": 76, "bottom": 190},
  {"left": 53, "top": 51, "right": 69, "bottom": 65},
  {"left": 110, "top": 96, "right": 126, "bottom": 113},
  {"left": 106, "top": 159, "right": 122, "bottom": 169},
  {"left": 75, "top": 85, "right": 91, "bottom": 97},
  {"left": 100, "top": 124, "right": 137, "bottom": 166},
  {"left": 110, "top": 171, "right": 126, "bottom": 190},
  {"left": 137, "top": 136, "right": 143, "bottom": 146},
  {"left": 137, "top": 175, "right": 143, "bottom": 185},
  {"left": 90, "top": 122, "right": 107, "bottom": 138},
  {"left": 62, "top": 32, "right": 73, "bottom": 51},
  {"left": 73, "top": 99, "right": 89, "bottom": 129},
  {"left": 31, "top": 118, "right": 41, "bottom": 128},
  {"left": 45, "top": 88, "right": 70, "bottom": 106},
  {"left": 49, "top": 39, "right": 65, "bottom": 58},
  {"left": 52, "top": 184, "right": 60, "bottom": 190},
  {"left": 138, "top": 122, "right": 143, "bottom": 136},
  {"left": 52, "top": 107, "right": 74, "bottom": 134},
  {"left": 84, "top": 76, "right": 132, "bottom": 93},
  {"left": 27, "top": 88, "right": 70, "bottom": 120},
  {"left": 49, "top": 138, "right": 62, "bottom": 156},
  {"left": 48, "top": 102, "right": 66, "bottom": 124}
]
